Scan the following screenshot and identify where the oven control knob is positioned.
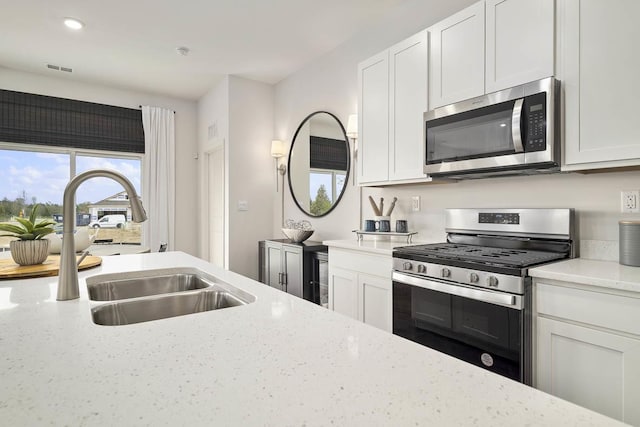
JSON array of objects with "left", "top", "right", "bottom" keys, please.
[
  {"left": 441, "top": 267, "right": 451, "bottom": 278},
  {"left": 417, "top": 264, "right": 427, "bottom": 274},
  {"left": 487, "top": 276, "right": 499, "bottom": 288},
  {"left": 469, "top": 272, "right": 479, "bottom": 283},
  {"left": 402, "top": 262, "right": 413, "bottom": 271}
]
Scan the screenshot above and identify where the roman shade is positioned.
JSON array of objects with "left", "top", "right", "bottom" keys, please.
[
  {"left": 0, "top": 89, "right": 144, "bottom": 153},
  {"left": 309, "top": 136, "right": 348, "bottom": 170}
]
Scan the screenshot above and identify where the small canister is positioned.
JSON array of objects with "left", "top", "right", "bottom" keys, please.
[{"left": 619, "top": 220, "right": 640, "bottom": 266}]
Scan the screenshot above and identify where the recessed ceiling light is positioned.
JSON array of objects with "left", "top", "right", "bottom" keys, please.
[{"left": 64, "top": 18, "right": 85, "bottom": 30}]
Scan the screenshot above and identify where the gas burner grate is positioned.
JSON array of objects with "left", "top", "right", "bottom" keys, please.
[{"left": 396, "top": 243, "right": 565, "bottom": 268}]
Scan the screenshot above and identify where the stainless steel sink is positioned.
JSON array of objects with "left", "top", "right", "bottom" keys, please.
[
  {"left": 87, "top": 270, "right": 214, "bottom": 301},
  {"left": 86, "top": 267, "right": 256, "bottom": 326},
  {"left": 91, "top": 288, "right": 250, "bottom": 326}
]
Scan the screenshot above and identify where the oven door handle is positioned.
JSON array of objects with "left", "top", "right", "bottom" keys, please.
[
  {"left": 392, "top": 272, "right": 522, "bottom": 309},
  {"left": 511, "top": 98, "right": 525, "bottom": 153}
]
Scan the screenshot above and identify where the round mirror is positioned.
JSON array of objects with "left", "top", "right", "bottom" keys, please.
[{"left": 288, "top": 111, "right": 350, "bottom": 217}]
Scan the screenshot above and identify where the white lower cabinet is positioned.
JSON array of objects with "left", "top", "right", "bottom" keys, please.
[
  {"left": 328, "top": 247, "right": 392, "bottom": 332},
  {"left": 534, "top": 280, "right": 640, "bottom": 425}
]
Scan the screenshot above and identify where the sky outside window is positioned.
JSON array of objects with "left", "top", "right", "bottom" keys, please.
[
  {"left": 76, "top": 155, "right": 141, "bottom": 204},
  {"left": 0, "top": 149, "right": 141, "bottom": 205},
  {"left": 0, "top": 149, "right": 69, "bottom": 204}
]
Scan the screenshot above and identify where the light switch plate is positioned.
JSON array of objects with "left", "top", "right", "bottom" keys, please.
[
  {"left": 237, "top": 200, "right": 249, "bottom": 211},
  {"left": 411, "top": 196, "right": 420, "bottom": 212}
]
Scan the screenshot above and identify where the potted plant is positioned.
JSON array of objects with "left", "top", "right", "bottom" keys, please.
[{"left": 0, "top": 204, "right": 56, "bottom": 266}]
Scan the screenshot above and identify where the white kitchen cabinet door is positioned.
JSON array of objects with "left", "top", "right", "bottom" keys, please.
[
  {"left": 561, "top": 0, "right": 640, "bottom": 168},
  {"left": 537, "top": 317, "right": 640, "bottom": 425},
  {"left": 429, "top": 1, "right": 485, "bottom": 108},
  {"left": 388, "top": 30, "right": 429, "bottom": 181},
  {"left": 328, "top": 266, "right": 358, "bottom": 320},
  {"left": 358, "top": 51, "right": 389, "bottom": 184},
  {"left": 358, "top": 273, "right": 392, "bottom": 332},
  {"left": 485, "top": 0, "right": 554, "bottom": 93}
]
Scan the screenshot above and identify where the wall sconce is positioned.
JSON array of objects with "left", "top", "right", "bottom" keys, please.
[
  {"left": 346, "top": 114, "right": 358, "bottom": 185},
  {"left": 271, "top": 139, "right": 287, "bottom": 192}
]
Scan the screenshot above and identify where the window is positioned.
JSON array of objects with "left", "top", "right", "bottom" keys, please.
[
  {"left": 0, "top": 144, "right": 142, "bottom": 248},
  {"left": 309, "top": 169, "right": 346, "bottom": 216}
]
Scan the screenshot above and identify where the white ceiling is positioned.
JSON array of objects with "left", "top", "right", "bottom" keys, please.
[{"left": 0, "top": 0, "right": 404, "bottom": 100}]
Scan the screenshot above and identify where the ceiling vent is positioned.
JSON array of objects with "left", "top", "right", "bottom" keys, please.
[{"left": 46, "top": 64, "right": 73, "bottom": 73}]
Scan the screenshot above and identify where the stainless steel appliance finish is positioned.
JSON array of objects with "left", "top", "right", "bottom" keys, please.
[
  {"left": 424, "top": 77, "right": 560, "bottom": 179},
  {"left": 87, "top": 271, "right": 215, "bottom": 301},
  {"left": 392, "top": 208, "right": 574, "bottom": 384},
  {"left": 91, "top": 288, "right": 250, "bottom": 326}
]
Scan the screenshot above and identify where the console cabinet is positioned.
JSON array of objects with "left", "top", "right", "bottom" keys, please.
[
  {"left": 260, "top": 240, "right": 327, "bottom": 302},
  {"left": 328, "top": 247, "right": 392, "bottom": 332},
  {"left": 534, "top": 279, "right": 640, "bottom": 425}
]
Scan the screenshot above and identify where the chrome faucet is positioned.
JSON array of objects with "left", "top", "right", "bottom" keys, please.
[{"left": 57, "top": 169, "right": 147, "bottom": 301}]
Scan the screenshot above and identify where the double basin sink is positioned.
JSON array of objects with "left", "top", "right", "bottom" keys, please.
[{"left": 86, "top": 267, "right": 255, "bottom": 326}]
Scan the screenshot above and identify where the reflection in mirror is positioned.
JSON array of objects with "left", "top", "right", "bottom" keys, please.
[{"left": 288, "top": 111, "right": 350, "bottom": 217}]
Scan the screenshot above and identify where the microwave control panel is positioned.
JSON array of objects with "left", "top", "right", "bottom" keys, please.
[{"left": 525, "top": 93, "right": 547, "bottom": 152}]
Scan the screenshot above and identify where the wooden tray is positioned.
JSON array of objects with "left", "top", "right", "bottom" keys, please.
[{"left": 0, "top": 255, "right": 102, "bottom": 280}]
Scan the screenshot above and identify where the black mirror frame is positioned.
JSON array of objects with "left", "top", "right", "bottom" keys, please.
[{"left": 287, "top": 111, "right": 351, "bottom": 218}]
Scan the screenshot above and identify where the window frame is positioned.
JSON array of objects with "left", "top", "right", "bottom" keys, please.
[{"left": 0, "top": 140, "right": 143, "bottom": 228}]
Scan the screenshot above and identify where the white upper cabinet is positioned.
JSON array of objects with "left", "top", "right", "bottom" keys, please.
[
  {"left": 388, "top": 30, "right": 429, "bottom": 181},
  {"left": 485, "top": 0, "right": 555, "bottom": 93},
  {"left": 429, "top": 1, "right": 485, "bottom": 109},
  {"left": 358, "top": 30, "right": 430, "bottom": 185},
  {"left": 560, "top": 0, "right": 640, "bottom": 169},
  {"left": 358, "top": 51, "right": 389, "bottom": 183}
]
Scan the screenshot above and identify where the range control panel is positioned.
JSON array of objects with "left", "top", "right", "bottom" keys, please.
[{"left": 478, "top": 212, "right": 520, "bottom": 225}]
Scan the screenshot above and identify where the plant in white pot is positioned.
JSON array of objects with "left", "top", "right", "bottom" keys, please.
[{"left": 0, "top": 204, "right": 56, "bottom": 266}]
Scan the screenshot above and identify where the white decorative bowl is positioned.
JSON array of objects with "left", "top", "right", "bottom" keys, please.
[{"left": 281, "top": 228, "right": 314, "bottom": 243}]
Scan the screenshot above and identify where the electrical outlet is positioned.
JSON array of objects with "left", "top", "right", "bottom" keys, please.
[
  {"left": 411, "top": 196, "right": 420, "bottom": 212},
  {"left": 621, "top": 190, "right": 640, "bottom": 213}
]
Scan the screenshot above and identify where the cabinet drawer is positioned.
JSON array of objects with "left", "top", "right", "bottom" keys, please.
[
  {"left": 536, "top": 282, "right": 640, "bottom": 336},
  {"left": 329, "top": 248, "right": 392, "bottom": 279}
]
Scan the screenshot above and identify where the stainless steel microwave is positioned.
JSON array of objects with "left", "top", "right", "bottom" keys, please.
[{"left": 424, "top": 77, "right": 560, "bottom": 179}]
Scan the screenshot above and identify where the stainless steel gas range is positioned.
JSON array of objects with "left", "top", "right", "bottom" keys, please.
[{"left": 392, "top": 208, "right": 575, "bottom": 384}]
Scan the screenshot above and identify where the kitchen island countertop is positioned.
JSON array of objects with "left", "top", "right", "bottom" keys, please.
[{"left": 0, "top": 251, "right": 624, "bottom": 426}]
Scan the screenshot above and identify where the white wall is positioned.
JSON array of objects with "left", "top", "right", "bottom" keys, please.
[
  {"left": 0, "top": 66, "right": 199, "bottom": 255},
  {"left": 228, "top": 76, "right": 274, "bottom": 279},
  {"left": 197, "top": 77, "right": 230, "bottom": 263},
  {"left": 273, "top": 0, "right": 640, "bottom": 261},
  {"left": 198, "top": 76, "right": 274, "bottom": 279}
]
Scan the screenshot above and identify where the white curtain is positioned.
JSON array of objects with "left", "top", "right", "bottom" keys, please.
[{"left": 141, "top": 106, "right": 175, "bottom": 252}]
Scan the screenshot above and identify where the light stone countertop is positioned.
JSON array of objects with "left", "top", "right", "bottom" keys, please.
[
  {"left": 0, "top": 251, "right": 625, "bottom": 426},
  {"left": 530, "top": 257, "right": 640, "bottom": 294},
  {"left": 323, "top": 238, "right": 439, "bottom": 255}
]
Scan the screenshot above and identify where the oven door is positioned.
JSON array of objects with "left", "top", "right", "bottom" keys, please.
[{"left": 392, "top": 271, "right": 528, "bottom": 383}]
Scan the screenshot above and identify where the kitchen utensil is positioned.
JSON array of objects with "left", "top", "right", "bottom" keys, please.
[
  {"left": 379, "top": 198, "right": 384, "bottom": 216},
  {"left": 368, "top": 196, "right": 381, "bottom": 216},
  {"left": 385, "top": 197, "right": 398, "bottom": 216}
]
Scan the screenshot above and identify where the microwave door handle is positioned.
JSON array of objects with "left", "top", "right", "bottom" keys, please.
[{"left": 511, "top": 98, "right": 524, "bottom": 153}]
